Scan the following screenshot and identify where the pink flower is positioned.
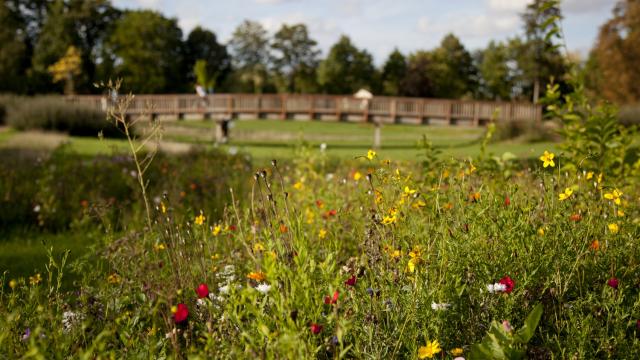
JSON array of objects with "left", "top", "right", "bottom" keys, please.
[
  {"left": 607, "top": 278, "right": 619, "bottom": 289},
  {"left": 196, "top": 283, "right": 209, "bottom": 298},
  {"left": 324, "top": 291, "right": 339, "bottom": 305},
  {"left": 345, "top": 275, "right": 357, "bottom": 287},
  {"left": 499, "top": 276, "right": 515, "bottom": 294},
  {"left": 173, "top": 303, "right": 189, "bottom": 324},
  {"left": 310, "top": 323, "right": 323, "bottom": 334}
]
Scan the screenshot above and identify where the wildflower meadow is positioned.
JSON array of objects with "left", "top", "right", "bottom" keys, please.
[{"left": 1, "top": 1, "right": 640, "bottom": 359}]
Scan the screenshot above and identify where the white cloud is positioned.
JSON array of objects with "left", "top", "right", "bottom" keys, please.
[
  {"left": 255, "top": 0, "right": 299, "bottom": 4},
  {"left": 563, "top": 0, "right": 615, "bottom": 15},
  {"left": 488, "top": 0, "right": 530, "bottom": 13}
]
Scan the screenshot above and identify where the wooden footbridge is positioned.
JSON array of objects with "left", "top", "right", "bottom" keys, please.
[{"left": 67, "top": 93, "right": 542, "bottom": 126}]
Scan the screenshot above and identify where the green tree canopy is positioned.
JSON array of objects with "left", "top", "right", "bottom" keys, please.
[
  {"left": 0, "top": 1, "right": 28, "bottom": 92},
  {"left": 106, "top": 10, "right": 185, "bottom": 93},
  {"left": 229, "top": 20, "right": 270, "bottom": 93},
  {"left": 381, "top": 49, "right": 407, "bottom": 96},
  {"left": 476, "top": 41, "right": 513, "bottom": 100},
  {"left": 317, "top": 35, "right": 378, "bottom": 94},
  {"left": 185, "top": 26, "right": 231, "bottom": 92},
  {"left": 271, "top": 23, "right": 320, "bottom": 93}
]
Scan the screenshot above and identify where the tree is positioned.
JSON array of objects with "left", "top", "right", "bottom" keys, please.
[
  {"left": 381, "top": 49, "right": 407, "bottom": 96},
  {"left": 271, "top": 23, "right": 320, "bottom": 93},
  {"left": 185, "top": 26, "right": 230, "bottom": 92},
  {"left": 591, "top": 0, "right": 640, "bottom": 104},
  {"left": 430, "top": 33, "right": 477, "bottom": 98},
  {"left": 520, "top": 0, "right": 567, "bottom": 102},
  {"left": 317, "top": 35, "right": 377, "bottom": 94},
  {"left": 31, "top": 0, "right": 76, "bottom": 92},
  {"left": 400, "top": 51, "right": 435, "bottom": 97},
  {"left": 229, "top": 20, "right": 270, "bottom": 93},
  {"left": 106, "top": 10, "right": 185, "bottom": 93},
  {"left": 0, "top": 1, "right": 28, "bottom": 92},
  {"left": 48, "top": 46, "right": 82, "bottom": 94},
  {"left": 477, "top": 41, "right": 513, "bottom": 100}
]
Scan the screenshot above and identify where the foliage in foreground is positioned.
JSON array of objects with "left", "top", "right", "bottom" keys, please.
[{"left": 1, "top": 145, "right": 639, "bottom": 358}]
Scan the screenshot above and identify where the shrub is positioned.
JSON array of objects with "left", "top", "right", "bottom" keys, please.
[
  {"left": 493, "top": 120, "right": 559, "bottom": 143},
  {"left": 5, "top": 96, "right": 120, "bottom": 137}
]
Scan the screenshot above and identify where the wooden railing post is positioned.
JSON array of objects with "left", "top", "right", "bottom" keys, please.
[
  {"left": 446, "top": 101, "right": 453, "bottom": 125},
  {"left": 281, "top": 94, "right": 286, "bottom": 120},
  {"left": 390, "top": 99, "right": 397, "bottom": 123},
  {"left": 473, "top": 102, "right": 480, "bottom": 126}
]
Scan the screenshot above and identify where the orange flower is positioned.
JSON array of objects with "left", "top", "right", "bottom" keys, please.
[
  {"left": 590, "top": 240, "right": 600, "bottom": 251},
  {"left": 247, "top": 272, "right": 266, "bottom": 281},
  {"left": 279, "top": 223, "right": 288, "bottom": 233}
]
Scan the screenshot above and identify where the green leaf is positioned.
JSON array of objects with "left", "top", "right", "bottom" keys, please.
[{"left": 515, "top": 303, "right": 543, "bottom": 343}]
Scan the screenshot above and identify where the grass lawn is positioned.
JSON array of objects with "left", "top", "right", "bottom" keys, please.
[
  {"left": 0, "top": 230, "right": 102, "bottom": 288},
  {"left": 162, "top": 119, "right": 559, "bottom": 163}
]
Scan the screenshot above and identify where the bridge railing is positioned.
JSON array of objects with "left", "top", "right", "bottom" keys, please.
[{"left": 66, "top": 93, "right": 542, "bottom": 126}]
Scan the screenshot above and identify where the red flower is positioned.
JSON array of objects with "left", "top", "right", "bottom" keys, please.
[
  {"left": 229, "top": 225, "right": 237, "bottom": 231},
  {"left": 310, "top": 323, "right": 323, "bottom": 334},
  {"left": 504, "top": 196, "right": 511, "bottom": 206},
  {"left": 569, "top": 214, "right": 582, "bottom": 222},
  {"left": 499, "top": 276, "right": 515, "bottom": 294},
  {"left": 196, "top": 283, "right": 209, "bottom": 298},
  {"left": 322, "top": 209, "right": 337, "bottom": 219},
  {"left": 315, "top": 200, "right": 324, "bottom": 208},
  {"left": 324, "top": 291, "right": 339, "bottom": 305},
  {"left": 345, "top": 275, "right": 357, "bottom": 287},
  {"left": 607, "top": 277, "right": 619, "bottom": 289},
  {"left": 173, "top": 303, "right": 189, "bottom": 324}
]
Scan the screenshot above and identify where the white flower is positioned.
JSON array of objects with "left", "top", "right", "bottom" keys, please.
[
  {"left": 219, "top": 285, "right": 230, "bottom": 294},
  {"left": 33, "top": 205, "right": 41, "bottom": 213},
  {"left": 196, "top": 298, "right": 206, "bottom": 307},
  {"left": 431, "top": 302, "right": 451, "bottom": 311},
  {"left": 62, "top": 311, "right": 83, "bottom": 333},
  {"left": 487, "top": 283, "right": 507, "bottom": 293},
  {"left": 320, "top": 143, "right": 327, "bottom": 152},
  {"left": 325, "top": 173, "right": 334, "bottom": 181},
  {"left": 228, "top": 146, "right": 238, "bottom": 155},
  {"left": 255, "top": 283, "right": 271, "bottom": 294}
]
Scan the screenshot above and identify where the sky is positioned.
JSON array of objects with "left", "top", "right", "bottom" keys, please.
[{"left": 112, "top": 0, "right": 618, "bottom": 64}]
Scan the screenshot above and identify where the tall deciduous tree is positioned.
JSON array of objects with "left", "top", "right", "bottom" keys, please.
[
  {"left": 401, "top": 51, "right": 435, "bottom": 97},
  {"left": 229, "top": 20, "right": 270, "bottom": 93},
  {"left": 381, "top": 49, "right": 407, "bottom": 96},
  {"left": 430, "top": 33, "right": 477, "bottom": 99},
  {"left": 0, "top": 1, "right": 28, "bottom": 92},
  {"left": 107, "top": 10, "right": 185, "bottom": 93},
  {"left": 271, "top": 23, "right": 320, "bottom": 93},
  {"left": 317, "top": 35, "right": 377, "bottom": 94},
  {"left": 477, "top": 41, "right": 513, "bottom": 100},
  {"left": 591, "top": 0, "right": 640, "bottom": 104},
  {"left": 185, "top": 26, "right": 230, "bottom": 92},
  {"left": 519, "top": 0, "right": 567, "bottom": 103}
]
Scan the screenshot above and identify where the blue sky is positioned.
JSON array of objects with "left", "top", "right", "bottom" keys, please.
[{"left": 113, "top": 0, "right": 617, "bottom": 64}]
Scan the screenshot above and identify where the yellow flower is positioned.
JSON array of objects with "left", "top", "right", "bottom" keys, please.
[
  {"left": 617, "top": 210, "right": 625, "bottom": 217},
  {"left": 247, "top": 271, "right": 266, "bottom": 281},
  {"left": 107, "top": 273, "right": 120, "bottom": 284},
  {"left": 418, "top": 340, "right": 441, "bottom": 359},
  {"left": 170, "top": 305, "right": 177, "bottom": 314},
  {"left": 375, "top": 190, "right": 383, "bottom": 204},
  {"left": 537, "top": 227, "right": 545, "bottom": 236},
  {"left": 293, "top": 181, "right": 304, "bottom": 190},
  {"left": 539, "top": 151, "right": 555, "bottom": 168},
  {"left": 382, "top": 215, "right": 397, "bottom": 225},
  {"left": 404, "top": 186, "right": 417, "bottom": 195},
  {"left": 8, "top": 279, "right": 16, "bottom": 289},
  {"left": 450, "top": 348, "right": 464, "bottom": 356},
  {"left": 253, "top": 243, "right": 265, "bottom": 252},
  {"left": 353, "top": 171, "right": 362, "bottom": 181},
  {"left": 160, "top": 201, "right": 167, "bottom": 214},
  {"left": 586, "top": 171, "right": 594, "bottom": 180},
  {"left": 318, "top": 229, "right": 327, "bottom": 239},
  {"left": 604, "top": 189, "right": 623, "bottom": 205},
  {"left": 558, "top": 187, "right": 573, "bottom": 201},
  {"left": 412, "top": 200, "right": 427, "bottom": 209},
  {"left": 154, "top": 243, "right": 166, "bottom": 251},
  {"left": 367, "top": 149, "right": 376, "bottom": 160},
  {"left": 608, "top": 223, "right": 619, "bottom": 234},
  {"left": 194, "top": 212, "right": 206, "bottom": 225},
  {"left": 407, "top": 247, "right": 423, "bottom": 273},
  {"left": 29, "top": 273, "right": 42, "bottom": 286},
  {"left": 467, "top": 163, "right": 477, "bottom": 174},
  {"left": 212, "top": 224, "right": 222, "bottom": 236}
]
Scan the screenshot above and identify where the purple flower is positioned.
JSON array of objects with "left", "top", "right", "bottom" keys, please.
[{"left": 21, "top": 328, "right": 31, "bottom": 341}]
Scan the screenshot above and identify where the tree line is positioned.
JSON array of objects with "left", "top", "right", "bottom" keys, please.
[{"left": 0, "top": 0, "right": 638, "bottom": 104}]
